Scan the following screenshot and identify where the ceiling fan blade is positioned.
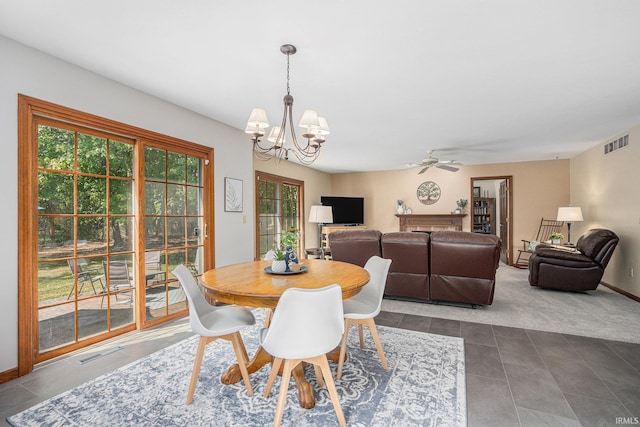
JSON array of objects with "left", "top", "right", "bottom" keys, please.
[
  {"left": 436, "top": 164, "right": 459, "bottom": 172},
  {"left": 418, "top": 166, "right": 430, "bottom": 174}
]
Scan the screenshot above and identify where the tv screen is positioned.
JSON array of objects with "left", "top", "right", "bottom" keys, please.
[{"left": 320, "top": 196, "right": 364, "bottom": 225}]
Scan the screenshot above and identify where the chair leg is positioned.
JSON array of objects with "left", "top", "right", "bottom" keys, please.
[
  {"left": 230, "top": 332, "right": 253, "bottom": 395},
  {"left": 313, "top": 364, "right": 324, "bottom": 388},
  {"left": 315, "top": 355, "right": 346, "bottom": 427},
  {"left": 365, "top": 318, "right": 388, "bottom": 370},
  {"left": 186, "top": 336, "right": 210, "bottom": 404},
  {"left": 264, "top": 357, "right": 283, "bottom": 397},
  {"left": 273, "top": 358, "right": 298, "bottom": 427},
  {"left": 358, "top": 324, "right": 365, "bottom": 348},
  {"left": 337, "top": 318, "right": 353, "bottom": 380},
  {"left": 263, "top": 308, "right": 273, "bottom": 327}
]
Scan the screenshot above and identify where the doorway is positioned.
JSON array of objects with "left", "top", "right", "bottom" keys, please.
[{"left": 470, "top": 176, "right": 513, "bottom": 265}]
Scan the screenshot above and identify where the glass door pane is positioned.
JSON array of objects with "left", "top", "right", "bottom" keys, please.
[
  {"left": 36, "top": 121, "right": 135, "bottom": 355},
  {"left": 143, "top": 147, "right": 203, "bottom": 323}
]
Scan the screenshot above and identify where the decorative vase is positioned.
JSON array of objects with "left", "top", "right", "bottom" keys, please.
[
  {"left": 271, "top": 260, "right": 286, "bottom": 273},
  {"left": 454, "top": 208, "right": 462, "bottom": 214},
  {"left": 284, "top": 246, "right": 299, "bottom": 272},
  {"left": 552, "top": 239, "right": 560, "bottom": 245},
  {"left": 396, "top": 205, "right": 404, "bottom": 214}
]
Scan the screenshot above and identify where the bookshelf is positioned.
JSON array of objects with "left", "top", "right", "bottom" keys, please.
[{"left": 473, "top": 198, "right": 495, "bottom": 234}]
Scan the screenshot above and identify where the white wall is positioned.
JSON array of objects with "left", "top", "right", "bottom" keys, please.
[{"left": 0, "top": 36, "right": 253, "bottom": 372}]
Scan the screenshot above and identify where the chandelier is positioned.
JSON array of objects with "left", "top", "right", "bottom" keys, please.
[{"left": 245, "top": 44, "right": 329, "bottom": 165}]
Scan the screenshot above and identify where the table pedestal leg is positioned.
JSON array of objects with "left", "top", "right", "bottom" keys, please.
[{"left": 221, "top": 346, "right": 317, "bottom": 409}]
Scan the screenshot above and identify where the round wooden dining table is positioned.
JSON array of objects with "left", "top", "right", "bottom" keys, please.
[{"left": 200, "top": 259, "right": 369, "bottom": 409}]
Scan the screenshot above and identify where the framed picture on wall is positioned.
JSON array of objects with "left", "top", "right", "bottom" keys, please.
[
  {"left": 473, "top": 186, "right": 481, "bottom": 198},
  {"left": 224, "top": 177, "right": 243, "bottom": 212}
]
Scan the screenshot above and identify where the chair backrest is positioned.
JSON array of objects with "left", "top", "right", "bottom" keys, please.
[
  {"left": 534, "top": 218, "right": 564, "bottom": 242},
  {"left": 328, "top": 229, "right": 382, "bottom": 267},
  {"left": 103, "top": 261, "right": 131, "bottom": 287},
  {"left": 261, "top": 284, "right": 344, "bottom": 359},
  {"left": 145, "top": 251, "right": 161, "bottom": 269},
  {"left": 68, "top": 258, "right": 90, "bottom": 276},
  {"left": 576, "top": 228, "right": 620, "bottom": 268},
  {"left": 173, "top": 264, "right": 219, "bottom": 336},
  {"left": 359, "top": 256, "right": 392, "bottom": 316}
]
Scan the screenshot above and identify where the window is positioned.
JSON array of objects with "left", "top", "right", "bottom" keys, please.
[{"left": 255, "top": 171, "right": 304, "bottom": 260}]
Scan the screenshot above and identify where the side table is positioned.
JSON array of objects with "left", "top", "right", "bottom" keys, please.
[{"left": 305, "top": 247, "right": 331, "bottom": 260}]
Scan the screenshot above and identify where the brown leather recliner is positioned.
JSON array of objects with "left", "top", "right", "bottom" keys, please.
[
  {"left": 528, "top": 228, "right": 619, "bottom": 292},
  {"left": 328, "top": 229, "right": 382, "bottom": 267}
]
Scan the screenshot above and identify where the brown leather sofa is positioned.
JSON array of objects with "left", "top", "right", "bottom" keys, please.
[
  {"left": 528, "top": 228, "right": 619, "bottom": 292},
  {"left": 328, "top": 229, "right": 501, "bottom": 306}
]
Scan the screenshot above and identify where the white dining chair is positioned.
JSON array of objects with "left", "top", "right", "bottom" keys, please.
[
  {"left": 172, "top": 265, "right": 256, "bottom": 404},
  {"left": 337, "top": 255, "right": 392, "bottom": 380},
  {"left": 261, "top": 284, "right": 346, "bottom": 427}
]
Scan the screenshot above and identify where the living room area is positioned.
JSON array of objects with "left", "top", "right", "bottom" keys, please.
[{"left": 2, "top": 2, "right": 640, "bottom": 426}]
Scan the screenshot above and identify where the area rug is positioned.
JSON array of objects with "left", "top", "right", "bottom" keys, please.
[
  {"left": 382, "top": 263, "right": 640, "bottom": 343},
  {"left": 7, "top": 315, "right": 466, "bottom": 426}
]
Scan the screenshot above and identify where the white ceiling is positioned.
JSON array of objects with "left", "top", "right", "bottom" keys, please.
[{"left": 2, "top": 1, "right": 640, "bottom": 173}]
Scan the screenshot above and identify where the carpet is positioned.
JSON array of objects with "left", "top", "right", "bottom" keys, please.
[
  {"left": 382, "top": 263, "right": 640, "bottom": 343},
  {"left": 7, "top": 311, "right": 466, "bottom": 427}
]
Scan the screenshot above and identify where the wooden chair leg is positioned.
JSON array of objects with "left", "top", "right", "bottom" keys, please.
[
  {"left": 273, "top": 359, "right": 298, "bottom": 427},
  {"left": 313, "top": 364, "right": 324, "bottom": 388},
  {"left": 315, "top": 355, "right": 346, "bottom": 427},
  {"left": 230, "top": 332, "right": 253, "bottom": 395},
  {"left": 264, "top": 357, "right": 283, "bottom": 397},
  {"left": 366, "top": 318, "right": 388, "bottom": 370},
  {"left": 358, "top": 323, "right": 365, "bottom": 348},
  {"left": 337, "top": 319, "right": 352, "bottom": 380},
  {"left": 263, "top": 308, "right": 273, "bottom": 328},
  {"left": 186, "top": 336, "right": 210, "bottom": 404}
]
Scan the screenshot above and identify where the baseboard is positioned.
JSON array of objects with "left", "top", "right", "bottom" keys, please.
[
  {"left": 601, "top": 281, "right": 640, "bottom": 303},
  {"left": 0, "top": 367, "right": 19, "bottom": 384}
]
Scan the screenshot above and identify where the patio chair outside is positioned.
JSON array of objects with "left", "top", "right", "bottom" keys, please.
[
  {"left": 102, "top": 260, "right": 134, "bottom": 306},
  {"left": 66, "top": 259, "right": 105, "bottom": 299}
]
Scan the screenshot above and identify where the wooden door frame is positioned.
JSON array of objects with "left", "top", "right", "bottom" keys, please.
[
  {"left": 470, "top": 175, "right": 513, "bottom": 265},
  {"left": 17, "top": 95, "right": 214, "bottom": 377}
]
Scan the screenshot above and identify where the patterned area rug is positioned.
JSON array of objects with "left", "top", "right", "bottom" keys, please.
[{"left": 8, "top": 314, "right": 466, "bottom": 426}]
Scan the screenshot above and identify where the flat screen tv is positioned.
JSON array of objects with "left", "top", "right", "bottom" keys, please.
[{"left": 320, "top": 196, "right": 364, "bottom": 225}]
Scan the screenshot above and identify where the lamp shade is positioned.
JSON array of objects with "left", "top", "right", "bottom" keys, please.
[
  {"left": 557, "top": 207, "right": 583, "bottom": 222},
  {"left": 298, "top": 109, "right": 320, "bottom": 129},
  {"left": 309, "top": 205, "right": 333, "bottom": 224},
  {"left": 246, "top": 108, "right": 269, "bottom": 128}
]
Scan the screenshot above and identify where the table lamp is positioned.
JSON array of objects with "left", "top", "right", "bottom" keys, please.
[
  {"left": 309, "top": 205, "right": 333, "bottom": 257},
  {"left": 557, "top": 206, "right": 583, "bottom": 245}
]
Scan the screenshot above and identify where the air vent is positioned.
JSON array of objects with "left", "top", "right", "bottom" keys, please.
[{"left": 604, "top": 134, "right": 629, "bottom": 154}]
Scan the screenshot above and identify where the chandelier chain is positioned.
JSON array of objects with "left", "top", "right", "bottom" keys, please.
[{"left": 286, "top": 52, "right": 291, "bottom": 95}]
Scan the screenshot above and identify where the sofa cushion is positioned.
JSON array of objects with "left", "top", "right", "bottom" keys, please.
[
  {"left": 328, "top": 229, "right": 382, "bottom": 267},
  {"left": 381, "top": 232, "right": 430, "bottom": 300}
]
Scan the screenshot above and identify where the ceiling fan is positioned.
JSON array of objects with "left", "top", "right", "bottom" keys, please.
[{"left": 410, "top": 150, "right": 462, "bottom": 174}]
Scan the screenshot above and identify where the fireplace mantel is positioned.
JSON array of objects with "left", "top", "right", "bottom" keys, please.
[{"left": 396, "top": 213, "right": 466, "bottom": 232}]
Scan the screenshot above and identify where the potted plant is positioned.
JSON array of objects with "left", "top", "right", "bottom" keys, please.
[
  {"left": 271, "top": 248, "right": 287, "bottom": 273},
  {"left": 549, "top": 232, "right": 564, "bottom": 244},
  {"left": 455, "top": 199, "right": 468, "bottom": 214}
]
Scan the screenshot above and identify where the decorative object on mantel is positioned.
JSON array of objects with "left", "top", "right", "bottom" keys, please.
[
  {"left": 416, "top": 181, "right": 441, "bottom": 205},
  {"left": 405, "top": 207, "right": 412, "bottom": 214},
  {"left": 396, "top": 199, "right": 405, "bottom": 214},
  {"left": 556, "top": 206, "right": 583, "bottom": 245},
  {"left": 454, "top": 199, "right": 468, "bottom": 214},
  {"left": 245, "top": 44, "right": 329, "bottom": 165}
]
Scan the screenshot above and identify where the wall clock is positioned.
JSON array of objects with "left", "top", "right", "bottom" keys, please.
[{"left": 417, "top": 181, "right": 441, "bottom": 205}]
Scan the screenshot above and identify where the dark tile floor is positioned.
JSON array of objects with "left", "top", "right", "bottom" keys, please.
[{"left": 2, "top": 311, "right": 639, "bottom": 426}]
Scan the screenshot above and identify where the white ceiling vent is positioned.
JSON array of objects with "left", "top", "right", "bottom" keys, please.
[{"left": 604, "top": 134, "right": 629, "bottom": 154}]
